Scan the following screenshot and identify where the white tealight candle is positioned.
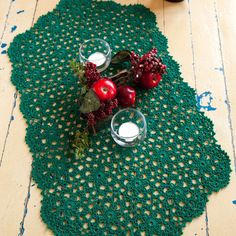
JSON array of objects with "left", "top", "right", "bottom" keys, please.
[
  {"left": 88, "top": 52, "right": 106, "bottom": 67},
  {"left": 118, "top": 122, "right": 140, "bottom": 142}
]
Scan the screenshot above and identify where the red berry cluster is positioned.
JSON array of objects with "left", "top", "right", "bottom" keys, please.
[
  {"left": 87, "top": 98, "right": 118, "bottom": 126},
  {"left": 73, "top": 48, "right": 167, "bottom": 132},
  {"left": 76, "top": 62, "right": 119, "bottom": 129},
  {"left": 85, "top": 62, "right": 101, "bottom": 87},
  {"left": 130, "top": 48, "right": 167, "bottom": 83}
]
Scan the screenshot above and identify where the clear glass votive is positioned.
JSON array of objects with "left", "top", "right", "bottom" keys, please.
[
  {"left": 79, "top": 38, "right": 111, "bottom": 72},
  {"left": 111, "top": 108, "right": 147, "bottom": 147}
]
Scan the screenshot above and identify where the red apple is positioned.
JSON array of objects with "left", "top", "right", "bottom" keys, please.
[
  {"left": 92, "top": 78, "right": 117, "bottom": 101},
  {"left": 138, "top": 72, "right": 162, "bottom": 89},
  {"left": 117, "top": 85, "right": 136, "bottom": 107}
]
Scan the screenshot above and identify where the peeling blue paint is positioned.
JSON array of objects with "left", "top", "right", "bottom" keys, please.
[
  {"left": 18, "top": 175, "right": 32, "bottom": 236},
  {"left": 11, "top": 25, "right": 17, "bottom": 33},
  {"left": 1, "top": 50, "right": 7, "bottom": 54},
  {"left": 17, "top": 10, "right": 25, "bottom": 14},
  {"left": 196, "top": 91, "right": 217, "bottom": 111},
  {"left": 204, "top": 206, "right": 210, "bottom": 236},
  {"left": 19, "top": 221, "right": 25, "bottom": 236},
  {"left": 1, "top": 43, "right": 7, "bottom": 48},
  {"left": 215, "top": 67, "right": 224, "bottom": 72},
  {"left": 232, "top": 200, "right": 236, "bottom": 204}
]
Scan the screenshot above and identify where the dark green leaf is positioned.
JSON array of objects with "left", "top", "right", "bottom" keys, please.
[
  {"left": 79, "top": 89, "right": 101, "bottom": 113},
  {"left": 111, "top": 50, "right": 132, "bottom": 64},
  {"left": 81, "top": 86, "right": 88, "bottom": 96},
  {"left": 94, "top": 115, "right": 112, "bottom": 131}
]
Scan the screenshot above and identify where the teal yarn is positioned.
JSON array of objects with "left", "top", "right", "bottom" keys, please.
[{"left": 8, "top": 0, "right": 231, "bottom": 235}]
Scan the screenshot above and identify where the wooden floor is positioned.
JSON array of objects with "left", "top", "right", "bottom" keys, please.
[{"left": 0, "top": 0, "right": 236, "bottom": 235}]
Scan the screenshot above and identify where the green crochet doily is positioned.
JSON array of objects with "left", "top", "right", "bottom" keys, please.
[{"left": 8, "top": 0, "right": 231, "bottom": 235}]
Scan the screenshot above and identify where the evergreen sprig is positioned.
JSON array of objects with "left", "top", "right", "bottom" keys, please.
[
  {"left": 70, "top": 60, "right": 86, "bottom": 83},
  {"left": 72, "top": 129, "right": 90, "bottom": 158},
  {"left": 70, "top": 60, "right": 88, "bottom": 96}
]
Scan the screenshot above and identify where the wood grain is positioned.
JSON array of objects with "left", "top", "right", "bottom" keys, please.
[{"left": 0, "top": 0, "right": 235, "bottom": 235}]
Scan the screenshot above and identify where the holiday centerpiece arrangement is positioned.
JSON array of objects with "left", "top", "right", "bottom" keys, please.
[{"left": 70, "top": 47, "right": 166, "bottom": 156}]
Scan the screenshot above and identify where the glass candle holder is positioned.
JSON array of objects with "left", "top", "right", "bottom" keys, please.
[
  {"left": 79, "top": 38, "right": 111, "bottom": 72},
  {"left": 111, "top": 108, "right": 147, "bottom": 147}
]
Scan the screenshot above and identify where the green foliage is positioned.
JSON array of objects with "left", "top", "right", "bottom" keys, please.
[
  {"left": 70, "top": 60, "right": 89, "bottom": 101},
  {"left": 72, "top": 129, "right": 90, "bottom": 158},
  {"left": 70, "top": 60, "right": 86, "bottom": 83},
  {"left": 79, "top": 89, "right": 100, "bottom": 114}
]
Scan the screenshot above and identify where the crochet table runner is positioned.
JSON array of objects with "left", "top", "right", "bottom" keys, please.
[{"left": 8, "top": 0, "right": 231, "bottom": 235}]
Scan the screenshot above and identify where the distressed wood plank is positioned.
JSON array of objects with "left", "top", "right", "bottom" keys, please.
[
  {"left": 214, "top": 0, "right": 236, "bottom": 170},
  {"left": 162, "top": 1, "right": 207, "bottom": 235},
  {"left": 205, "top": 0, "right": 236, "bottom": 235},
  {"left": 138, "top": 0, "right": 164, "bottom": 34},
  {"left": 183, "top": 0, "right": 236, "bottom": 235},
  {"left": 162, "top": 0, "right": 195, "bottom": 88},
  {"left": 0, "top": 0, "right": 12, "bottom": 45},
  {"left": 21, "top": 2, "right": 59, "bottom": 235},
  {"left": 0, "top": 1, "right": 38, "bottom": 235},
  {"left": 0, "top": 0, "right": 38, "bottom": 162}
]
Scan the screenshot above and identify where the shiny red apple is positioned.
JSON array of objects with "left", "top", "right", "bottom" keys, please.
[
  {"left": 92, "top": 78, "right": 117, "bottom": 101},
  {"left": 138, "top": 72, "right": 162, "bottom": 89},
  {"left": 117, "top": 85, "right": 136, "bottom": 107}
]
